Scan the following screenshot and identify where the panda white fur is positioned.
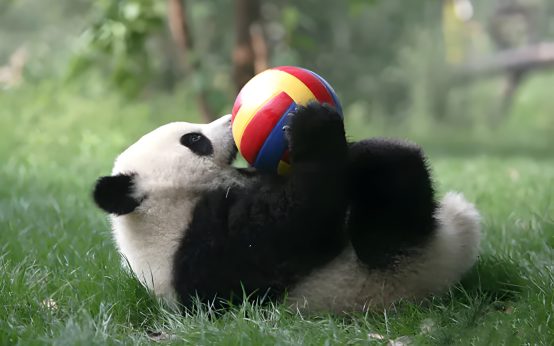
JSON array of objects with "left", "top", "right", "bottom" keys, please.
[{"left": 93, "top": 103, "right": 480, "bottom": 313}]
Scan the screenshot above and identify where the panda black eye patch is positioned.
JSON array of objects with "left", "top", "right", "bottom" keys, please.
[{"left": 180, "top": 133, "right": 213, "bottom": 156}]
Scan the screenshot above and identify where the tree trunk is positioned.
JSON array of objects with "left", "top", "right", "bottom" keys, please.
[
  {"left": 250, "top": 22, "right": 268, "bottom": 74},
  {"left": 453, "top": 42, "right": 554, "bottom": 83},
  {"left": 451, "top": 42, "right": 554, "bottom": 119},
  {"left": 167, "top": 0, "right": 216, "bottom": 122},
  {"left": 494, "top": 70, "right": 526, "bottom": 124},
  {"left": 233, "top": 0, "right": 267, "bottom": 93}
]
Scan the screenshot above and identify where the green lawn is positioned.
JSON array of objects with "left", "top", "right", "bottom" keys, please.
[{"left": 1, "top": 81, "right": 553, "bottom": 345}]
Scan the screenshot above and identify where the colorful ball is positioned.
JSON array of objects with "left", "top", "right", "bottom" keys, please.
[{"left": 231, "top": 66, "right": 342, "bottom": 174}]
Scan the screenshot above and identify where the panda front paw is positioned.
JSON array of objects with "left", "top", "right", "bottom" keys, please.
[{"left": 288, "top": 102, "right": 346, "bottom": 163}]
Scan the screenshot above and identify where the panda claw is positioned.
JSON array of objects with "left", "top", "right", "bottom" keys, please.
[{"left": 282, "top": 125, "right": 292, "bottom": 144}]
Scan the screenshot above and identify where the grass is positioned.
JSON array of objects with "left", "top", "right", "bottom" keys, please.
[{"left": 1, "top": 78, "right": 553, "bottom": 345}]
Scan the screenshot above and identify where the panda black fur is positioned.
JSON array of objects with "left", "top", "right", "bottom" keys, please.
[{"left": 93, "top": 103, "right": 480, "bottom": 313}]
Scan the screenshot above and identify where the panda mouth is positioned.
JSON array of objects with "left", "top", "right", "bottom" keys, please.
[{"left": 227, "top": 143, "right": 238, "bottom": 165}]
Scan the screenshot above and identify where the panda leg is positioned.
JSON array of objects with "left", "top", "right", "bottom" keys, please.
[{"left": 346, "top": 138, "right": 437, "bottom": 269}]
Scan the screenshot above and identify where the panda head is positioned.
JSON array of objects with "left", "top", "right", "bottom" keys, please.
[{"left": 93, "top": 114, "right": 239, "bottom": 216}]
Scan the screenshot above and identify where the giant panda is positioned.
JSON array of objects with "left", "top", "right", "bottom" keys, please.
[{"left": 93, "top": 103, "right": 480, "bottom": 313}]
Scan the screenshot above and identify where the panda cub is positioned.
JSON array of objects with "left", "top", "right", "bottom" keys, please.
[{"left": 93, "top": 103, "right": 480, "bottom": 313}]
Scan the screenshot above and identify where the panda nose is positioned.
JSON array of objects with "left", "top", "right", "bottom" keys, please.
[{"left": 216, "top": 114, "right": 232, "bottom": 125}]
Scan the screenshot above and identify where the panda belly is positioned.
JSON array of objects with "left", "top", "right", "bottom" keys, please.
[
  {"left": 287, "top": 246, "right": 371, "bottom": 313},
  {"left": 287, "top": 193, "right": 482, "bottom": 313},
  {"left": 287, "top": 245, "right": 418, "bottom": 313}
]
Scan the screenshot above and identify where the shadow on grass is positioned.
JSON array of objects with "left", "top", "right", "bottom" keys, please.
[
  {"left": 346, "top": 255, "right": 526, "bottom": 323},
  {"left": 458, "top": 255, "right": 525, "bottom": 303}
]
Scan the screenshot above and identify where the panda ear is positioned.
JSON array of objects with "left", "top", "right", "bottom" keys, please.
[{"left": 93, "top": 174, "right": 141, "bottom": 215}]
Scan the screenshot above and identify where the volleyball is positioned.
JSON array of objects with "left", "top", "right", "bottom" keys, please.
[{"left": 231, "top": 66, "right": 342, "bottom": 174}]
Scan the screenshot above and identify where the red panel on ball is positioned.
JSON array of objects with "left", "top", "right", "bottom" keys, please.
[
  {"left": 239, "top": 92, "right": 294, "bottom": 164},
  {"left": 272, "top": 66, "right": 335, "bottom": 107}
]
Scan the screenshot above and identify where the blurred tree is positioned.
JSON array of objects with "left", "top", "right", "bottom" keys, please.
[
  {"left": 269, "top": 0, "right": 438, "bottom": 116},
  {"left": 232, "top": 0, "right": 268, "bottom": 93},
  {"left": 68, "top": 0, "right": 165, "bottom": 96},
  {"left": 70, "top": 0, "right": 240, "bottom": 120},
  {"left": 450, "top": 0, "right": 554, "bottom": 122},
  {"left": 488, "top": 1, "right": 538, "bottom": 119},
  {"left": 0, "top": 47, "right": 27, "bottom": 89},
  {"left": 167, "top": 0, "right": 215, "bottom": 121},
  {"left": 442, "top": 0, "right": 474, "bottom": 64},
  {"left": 6, "top": 0, "right": 554, "bottom": 128},
  {"left": 0, "top": 0, "right": 14, "bottom": 14}
]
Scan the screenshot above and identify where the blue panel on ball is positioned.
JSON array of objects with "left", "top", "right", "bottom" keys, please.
[
  {"left": 307, "top": 70, "right": 343, "bottom": 116},
  {"left": 254, "top": 102, "right": 296, "bottom": 172}
]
